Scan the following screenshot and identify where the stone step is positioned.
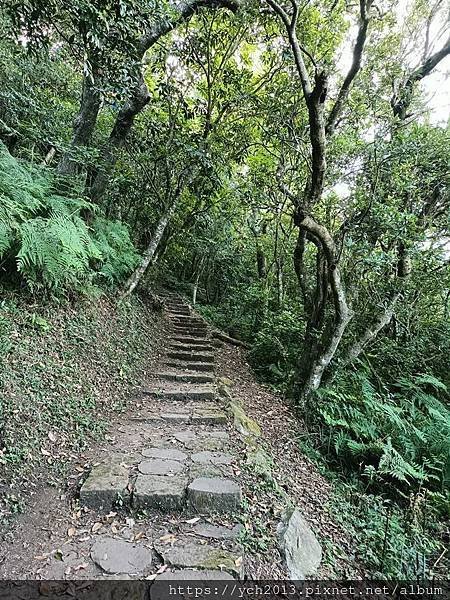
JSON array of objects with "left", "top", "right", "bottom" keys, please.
[
  {"left": 187, "top": 477, "right": 241, "bottom": 514},
  {"left": 143, "top": 384, "right": 216, "bottom": 401},
  {"left": 79, "top": 457, "right": 130, "bottom": 510},
  {"left": 171, "top": 320, "right": 205, "bottom": 327},
  {"left": 166, "top": 351, "right": 214, "bottom": 363},
  {"left": 171, "top": 430, "right": 230, "bottom": 451},
  {"left": 171, "top": 326, "right": 206, "bottom": 333},
  {"left": 172, "top": 329, "right": 209, "bottom": 338},
  {"left": 166, "top": 361, "right": 214, "bottom": 372},
  {"left": 134, "top": 474, "right": 188, "bottom": 511},
  {"left": 172, "top": 336, "right": 211, "bottom": 345},
  {"left": 169, "top": 342, "right": 214, "bottom": 353},
  {"left": 155, "top": 371, "right": 215, "bottom": 384},
  {"left": 153, "top": 539, "right": 242, "bottom": 578},
  {"left": 132, "top": 407, "right": 227, "bottom": 425},
  {"left": 166, "top": 303, "right": 189, "bottom": 310}
]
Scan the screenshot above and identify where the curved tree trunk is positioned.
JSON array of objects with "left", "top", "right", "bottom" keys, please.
[{"left": 88, "top": 74, "right": 150, "bottom": 202}]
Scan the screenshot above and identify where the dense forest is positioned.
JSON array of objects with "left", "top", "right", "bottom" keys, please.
[{"left": 0, "top": 0, "right": 449, "bottom": 580}]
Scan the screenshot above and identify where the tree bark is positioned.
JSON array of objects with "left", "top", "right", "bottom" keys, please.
[
  {"left": 57, "top": 72, "right": 101, "bottom": 176},
  {"left": 88, "top": 73, "right": 150, "bottom": 202},
  {"left": 326, "top": 292, "right": 401, "bottom": 384},
  {"left": 294, "top": 214, "right": 353, "bottom": 403}
]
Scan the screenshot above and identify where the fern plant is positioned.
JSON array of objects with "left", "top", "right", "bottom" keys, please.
[
  {"left": 0, "top": 142, "right": 138, "bottom": 293},
  {"left": 316, "top": 370, "right": 450, "bottom": 493}
]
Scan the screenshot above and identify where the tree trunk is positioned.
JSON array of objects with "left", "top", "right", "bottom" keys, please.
[
  {"left": 293, "top": 214, "right": 353, "bottom": 404},
  {"left": 256, "top": 245, "right": 267, "bottom": 279},
  {"left": 276, "top": 257, "right": 284, "bottom": 307},
  {"left": 57, "top": 73, "right": 101, "bottom": 176},
  {"left": 297, "top": 263, "right": 352, "bottom": 404},
  {"left": 88, "top": 73, "right": 150, "bottom": 202},
  {"left": 119, "top": 198, "right": 178, "bottom": 299}
]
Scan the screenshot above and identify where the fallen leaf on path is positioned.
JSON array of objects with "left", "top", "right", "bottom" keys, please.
[
  {"left": 91, "top": 522, "right": 102, "bottom": 533},
  {"left": 184, "top": 517, "right": 200, "bottom": 524},
  {"left": 67, "top": 527, "right": 76, "bottom": 537},
  {"left": 158, "top": 533, "right": 176, "bottom": 543}
]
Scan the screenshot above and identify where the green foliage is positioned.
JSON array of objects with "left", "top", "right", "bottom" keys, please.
[
  {"left": 249, "top": 309, "right": 304, "bottom": 387},
  {"left": 332, "top": 483, "right": 445, "bottom": 578},
  {"left": 91, "top": 217, "right": 139, "bottom": 285},
  {"left": 316, "top": 371, "right": 450, "bottom": 493},
  {"left": 0, "top": 142, "right": 137, "bottom": 293}
]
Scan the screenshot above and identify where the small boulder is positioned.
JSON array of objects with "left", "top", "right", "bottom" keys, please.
[{"left": 277, "top": 508, "right": 322, "bottom": 579}]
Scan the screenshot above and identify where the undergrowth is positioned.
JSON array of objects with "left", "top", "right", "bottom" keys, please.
[
  {"left": 0, "top": 142, "right": 138, "bottom": 294},
  {"left": 0, "top": 293, "right": 161, "bottom": 522}
]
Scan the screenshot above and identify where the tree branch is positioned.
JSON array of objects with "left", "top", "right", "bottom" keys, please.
[
  {"left": 391, "top": 35, "right": 450, "bottom": 119},
  {"left": 139, "top": 0, "right": 240, "bottom": 53},
  {"left": 326, "top": 0, "right": 373, "bottom": 136}
]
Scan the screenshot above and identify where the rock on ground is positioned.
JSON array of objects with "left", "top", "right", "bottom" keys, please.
[{"left": 277, "top": 508, "right": 322, "bottom": 579}]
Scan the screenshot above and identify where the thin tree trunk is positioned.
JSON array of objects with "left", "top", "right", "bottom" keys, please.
[
  {"left": 327, "top": 292, "right": 401, "bottom": 382},
  {"left": 57, "top": 73, "right": 101, "bottom": 176},
  {"left": 119, "top": 199, "right": 178, "bottom": 299},
  {"left": 293, "top": 215, "right": 353, "bottom": 403},
  {"left": 297, "top": 263, "right": 352, "bottom": 403}
]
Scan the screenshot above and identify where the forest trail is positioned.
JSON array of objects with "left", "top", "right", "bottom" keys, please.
[
  {"left": 0, "top": 292, "right": 352, "bottom": 582},
  {"left": 2, "top": 293, "right": 247, "bottom": 581}
]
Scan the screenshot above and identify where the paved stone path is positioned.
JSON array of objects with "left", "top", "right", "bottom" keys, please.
[{"left": 72, "top": 293, "right": 244, "bottom": 579}]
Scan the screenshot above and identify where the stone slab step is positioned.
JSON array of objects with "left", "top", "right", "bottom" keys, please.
[
  {"left": 166, "top": 361, "right": 214, "bottom": 372},
  {"left": 172, "top": 336, "right": 211, "bottom": 345},
  {"left": 143, "top": 385, "right": 216, "bottom": 401},
  {"left": 167, "top": 351, "right": 214, "bottom": 363},
  {"left": 153, "top": 540, "right": 242, "bottom": 578},
  {"left": 172, "top": 430, "right": 230, "bottom": 451},
  {"left": 79, "top": 458, "right": 130, "bottom": 510},
  {"left": 172, "top": 327, "right": 208, "bottom": 335},
  {"left": 172, "top": 329, "right": 209, "bottom": 338},
  {"left": 169, "top": 343, "right": 213, "bottom": 353},
  {"left": 91, "top": 538, "right": 153, "bottom": 575},
  {"left": 187, "top": 478, "right": 241, "bottom": 514},
  {"left": 134, "top": 474, "right": 188, "bottom": 511},
  {"left": 131, "top": 408, "right": 227, "bottom": 425},
  {"left": 155, "top": 371, "right": 215, "bottom": 384}
]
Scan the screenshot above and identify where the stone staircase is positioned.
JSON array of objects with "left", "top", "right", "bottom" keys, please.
[{"left": 77, "top": 292, "right": 244, "bottom": 579}]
